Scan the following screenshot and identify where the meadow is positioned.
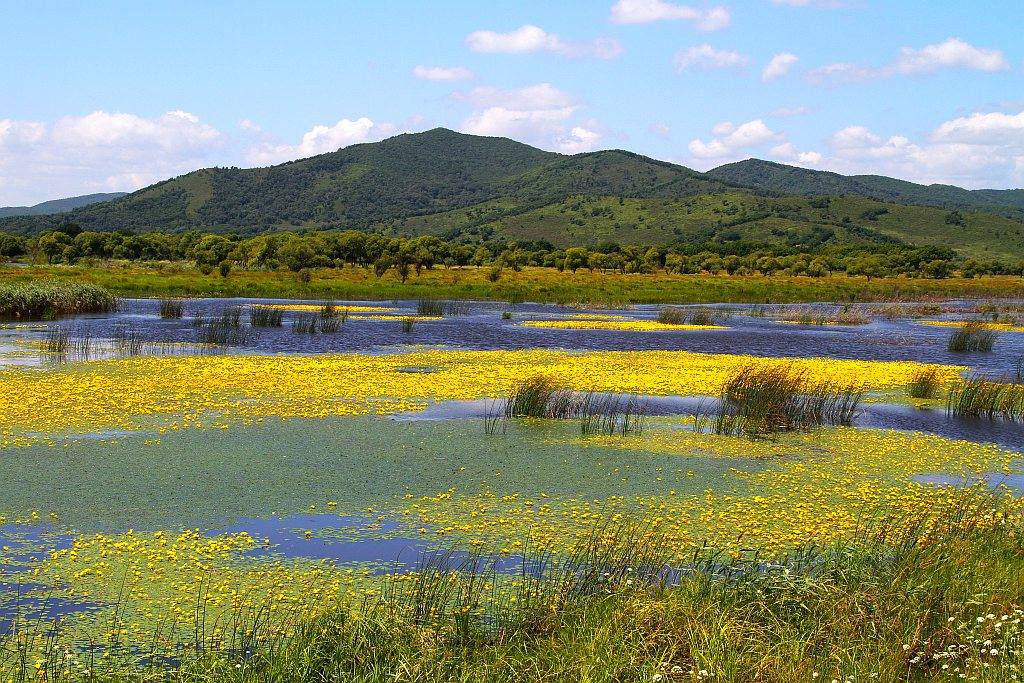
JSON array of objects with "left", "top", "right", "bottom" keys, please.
[{"left": 0, "top": 283, "right": 1023, "bottom": 681}]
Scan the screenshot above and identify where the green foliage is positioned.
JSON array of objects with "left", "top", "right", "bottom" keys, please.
[{"left": 0, "top": 280, "right": 116, "bottom": 318}]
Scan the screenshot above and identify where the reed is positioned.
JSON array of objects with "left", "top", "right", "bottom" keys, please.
[
  {"left": 44, "top": 326, "right": 69, "bottom": 354},
  {"left": 698, "top": 364, "right": 863, "bottom": 437},
  {"left": 577, "top": 392, "right": 647, "bottom": 436},
  {"left": 291, "top": 312, "right": 319, "bottom": 334},
  {"left": 0, "top": 280, "right": 117, "bottom": 319},
  {"left": 158, "top": 298, "right": 184, "bottom": 319},
  {"left": 947, "top": 322, "right": 998, "bottom": 353},
  {"left": 906, "top": 367, "right": 944, "bottom": 399},
  {"left": 946, "top": 376, "right": 1024, "bottom": 422},
  {"left": 250, "top": 305, "right": 284, "bottom": 327},
  {"left": 416, "top": 299, "right": 445, "bottom": 317},
  {"left": 504, "top": 375, "right": 577, "bottom": 419},
  {"left": 319, "top": 315, "right": 342, "bottom": 333},
  {"left": 401, "top": 316, "right": 415, "bottom": 334},
  {"left": 114, "top": 324, "right": 145, "bottom": 356},
  {"left": 656, "top": 306, "right": 686, "bottom": 325}
]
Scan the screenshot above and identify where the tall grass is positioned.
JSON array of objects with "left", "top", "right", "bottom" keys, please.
[
  {"left": 0, "top": 280, "right": 117, "bottom": 319},
  {"left": 779, "top": 304, "right": 869, "bottom": 325},
  {"left": 907, "top": 367, "right": 944, "bottom": 399},
  {"left": 158, "top": 298, "right": 184, "bottom": 319},
  {"left": 14, "top": 493, "right": 1024, "bottom": 682},
  {"left": 577, "top": 392, "right": 647, "bottom": 436},
  {"left": 416, "top": 299, "right": 445, "bottom": 317},
  {"left": 194, "top": 308, "right": 252, "bottom": 347},
  {"left": 250, "top": 305, "right": 284, "bottom": 327},
  {"left": 948, "top": 322, "right": 998, "bottom": 353},
  {"left": 291, "top": 312, "right": 318, "bottom": 334},
  {"left": 504, "top": 375, "right": 577, "bottom": 419},
  {"left": 946, "top": 376, "right": 1024, "bottom": 422},
  {"left": 114, "top": 324, "right": 146, "bottom": 356},
  {"left": 657, "top": 306, "right": 725, "bottom": 326},
  {"left": 698, "top": 364, "right": 863, "bottom": 437}
]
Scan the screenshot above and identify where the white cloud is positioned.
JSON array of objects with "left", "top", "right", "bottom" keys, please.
[
  {"left": 770, "top": 142, "right": 822, "bottom": 165},
  {"left": 673, "top": 45, "right": 748, "bottom": 72},
  {"left": 0, "top": 110, "right": 224, "bottom": 205},
  {"left": 810, "top": 112, "right": 1024, "bottom": 188},
  {"left": 556, "top": 125, "right": 603, "bottom": 153},
  {"left": 649, "top": 122, "right": 672, "bottom": 138},
  {"left": 460, "top": 83, "right": 576, "bottom": 110},
  {"left": 762, "top": 53, "right": 798, "bottom": 81},
  {"left": 247, "top": 117, "right": 389, "bottom": 165},
  {"left": 412, "top": 65, "right": 475, "bottom": 81},
  {"left": 770, "top": 0, "right": 845, "bottom": 7},
  {"left": 688, "top": 119, "right": 779, "bottom": 159},
  {"left": 808, "top": 37, "right": 1009, "bottom": 84},
  {"left": 465, "top": 25, "right": 622, "bottom": 59},
  {"left": 770, "top": 105, "right": 813, "bottom": 117},
  {"left": 609, "top": 0, "right": 731, "bottom": 30}
]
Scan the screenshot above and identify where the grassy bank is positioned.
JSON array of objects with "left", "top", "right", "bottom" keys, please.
[
  {"left": 3, "top": 263, "right": 1024, "bottom": 305},
  {"left": 0, "top": 279, "right": 117, "bottom": 318},
  {"left": 9, "top": 494, "right": 1023, "bottom": 682}
]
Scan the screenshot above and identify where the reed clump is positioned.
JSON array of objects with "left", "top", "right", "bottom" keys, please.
[
  {"left": 505, "top": 375, "right": 577, "bottom": 419},
  {"left": 577, "top": 392, "right": 647, "bottom": 436},
  {"left": 657, "top": 306, "right": 726, "bottom": 326},
  {"left": 699, "top": 364, "right": 863, "bottom": 437},
  {"left": 416, "top": 299, "right": 445, "bottom": 317},
  {"left": 779, "top": 305, "right": 868, "bottom": 326},
  {"left": 946, "top": 376, "right": 1024, "bottom": 422},
  {"left": 948, "top": 322, "right": 998, "bottom": 353},
  {"left": 250, "top": 305, "right": 284, "bottom": 327},
  {"left": 158, "top": 298, "right": 185, "bottom": 319},
  {"left": 0, "top": 280, "right": 117, "bottom": 319},
  {"left": 907, "top": 367, "right": 944, "bottom": 399}
]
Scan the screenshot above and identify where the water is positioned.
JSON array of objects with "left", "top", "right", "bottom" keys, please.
[{"left": 6, "top": 298, "right": 1023, "bottom": 376}]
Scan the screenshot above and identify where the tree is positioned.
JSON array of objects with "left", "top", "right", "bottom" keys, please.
[{"left": 563, "top": 247, "right": 589, "bottom": 273}]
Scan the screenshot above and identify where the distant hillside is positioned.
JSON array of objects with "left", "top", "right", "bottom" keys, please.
[
  {"left": 0, "top": 192, "right": 127, "bottom": 218},
  {"left": 0, "top": 129, "right": 730, "bottom": 235},
  {"left": 2, "top": 130, "right": 1023, "bottom": 260},
  {"left": 707, "top": 159, "right": 1024, "bottom": 219}
]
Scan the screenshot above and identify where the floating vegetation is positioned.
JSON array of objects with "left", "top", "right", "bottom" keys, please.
[
  {"left": 906, "top": 367, "right": 944, "bottom": 399},
  {"left": 521, "top": 319, "right": 724, "bottom": 332},
  {"left": 0, "top": 280, "right": 117, "bottom": 319},
  {"left": 697, "top": 364, "right": 863, "bottom": 437},
  {"left": 923, "top": 319, "right": 1024, "bottom": 334},
  {"left": 158, "top": 298, "right": 185, "bottom": 319},
  {"left": 948, "top": 322, "right": 998, "bottom": 353},
  {"left": 946, "top": 376, "right": 1024, "bottom": 423},
  {"left": 250, "top": 305, "right": 284, "bottom": 327}
]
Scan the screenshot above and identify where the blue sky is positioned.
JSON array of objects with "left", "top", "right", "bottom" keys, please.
[{"left": 1, "top": 0, "right": 1022, "bottom": 204}]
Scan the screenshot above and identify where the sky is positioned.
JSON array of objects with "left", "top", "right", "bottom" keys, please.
[{"left": 1, "top": 0, "right": 1023, "bottom": 205}]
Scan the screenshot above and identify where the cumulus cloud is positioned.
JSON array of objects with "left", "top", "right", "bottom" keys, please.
[
  {"left": 688, "top": 119, "right": 780, "bottom": 159},
  {"left": 769, "top": 142, "right": 822, "bottom": 165},
  {"left": 465, "top": 25, "right": 622, "bottom": 59},
  {"left": 412, "top": 65, "right": 475, "bottom": 81},
  {"left": 0, "top": 110, "right": 224, "bottom": 205},
  {"left": 808, "top": 37, "right": 1009, "bottom": 84},
  {"left": 458, "top": 83, "right": 602, "bottom": 153},
  {"left": 609, "top": 0, "right": 730, "bottom": 30},
  {"left": 762, "top": 53, "right": 798, "bottom": 81},
  {"left": 247, "top": 117, "right": 390, "bottom": 165},
  {"left": 807, "top": 110, "right": 1024, "bottom": 187},
  {"left": 673, "top": 45, "right": 748, "bottom": 72}
]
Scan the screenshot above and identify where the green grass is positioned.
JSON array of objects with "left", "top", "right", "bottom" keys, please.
[
  {"left": 0, "top": 279, "right": 117, "bottom": 318},
  {"left": 5, "top": 264, "right": 1024, "bottom": 306},
  {"left": 10, "top": 493, "right": 1024, "bottom": 682}
]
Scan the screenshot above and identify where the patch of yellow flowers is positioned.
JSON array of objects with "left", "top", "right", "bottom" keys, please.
[
  {"left": 0, "top": 349, "right": 963, "bottom": 447},
  {"left": 520, "top": 320, "right": 726, "bottom": 331}
]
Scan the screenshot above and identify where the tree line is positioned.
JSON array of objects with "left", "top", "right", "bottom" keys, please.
[{"left": 1, "top": 224, "right": 1021, "bottom": 281}]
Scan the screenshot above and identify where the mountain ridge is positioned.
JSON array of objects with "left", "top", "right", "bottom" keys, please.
[{"left": 0, "top": 192, "right": 128, "bottom": 218}]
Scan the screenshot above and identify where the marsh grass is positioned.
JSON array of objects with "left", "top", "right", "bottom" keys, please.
[
  {"left": 779, "top": 304, "right": 869, "bottom": 326},
  {"left": 946, "top": 376, "right": 1024, "bottom": 423},
  {"left": 948, "top": 322, "right": 998, "bottom": 353},
  {"left": 10, "top": 494, "right": 1024, "bottom": 682},
  {"left": 291, "top": 312, "right": 318, "bottom": 334},
  {"left": 318, "top": 315, "right": 342, "bottom": 333},
  {"left": 249, "top": 305, "right": 283, "bottom": 327},
  {"left": 416, "top": 299, "right": 445, "bottom": 317},
  {"left": 401, "top": 316, "right": 415, "bottom": 334},
  {"left": 504, "top": 375, "right": 577, "bottom": 419},
  {"left": 907, "top": 367, "right": 944, "bottom": 399},
  {"left": 43, "top": 326, "right": 69, "bottom": 354},
  {"left": 577, "top": 392, "right": 647, "bottom": 436},
  {"left": 657, "top": 306, "right": 726, "bottom": 326},
  {"left": 158, "top": 298, "right": 184, "bottom": 319},
  {"left": 698, "top": 364, "right": 863, "bottom": 437},
  {"left": 0, "top": 281, "right": 117, "bottom": 319},
  {"left": 114, "top": 324, "right": 145, "bottom": 356}
]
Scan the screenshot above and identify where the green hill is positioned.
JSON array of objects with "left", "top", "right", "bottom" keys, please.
[
  {"left": 0, "top": 192, "right": 127, "bottom": 218},
  {"left": 707, "top": 159, "right": 1024, "bottom": 219},
  {"left": 2, "top": 129, "right": 1023, "bottom": 260}
]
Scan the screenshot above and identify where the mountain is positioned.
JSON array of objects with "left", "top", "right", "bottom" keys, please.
[
  {"left": 0, "top": 192, "right": 128, "bottom": 218},
  {"left": 707, "top": 159, "right": 1024, "bottom": 219},
  {"left": 2, "top": 129, "right": 1023, "bottom": 260},
  {"left": 0, "top": 129, "right": 730, "bottom": 235}
]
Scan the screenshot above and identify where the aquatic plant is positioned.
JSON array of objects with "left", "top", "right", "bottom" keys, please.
[
  {"left": 0, "top": 280, "right": 117, "bottom": 319},
  {"left": 577, "top": 392, "right": 647, "bottom": 436},
  {"left": 946, "top": 376, "right": 1024, "bottom": 423},
  {"left": 158, "top": 298, "right": 185, "bottom": 319},
  {"left": 401, "top": 316, "right": 415, "bottom": 334},
  {"left": 416, "top": 299, "right": 445, "bottom": 317},
  {"left": 319, "top": 315, "right": 342, "bottom": 333},
  {"left": 656, "top": 306, "right": 686, "bottom": 325},
  {"left": 948, "top": 322, "right": 999, "bottom": 353},
  {"left": 907, "top": 366, "right": 944, "bottom": 399},
  {"left": 779, "top": 304, "right": 868, "bottom": 326},
  {"left": 292, "top": 312, "right": 319, "bottom": 334},
  {"left": 699, "top": 364, "right": 863, "bottom": 437},
  {"left": 114, "top": 323, "right": 146, "bottom": 356},
  {"left": 505, "top": 375, "right": 577, "bottom": 419},
  {"left": 250, "top": 305, "right": 284, "bottom": 327}
]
